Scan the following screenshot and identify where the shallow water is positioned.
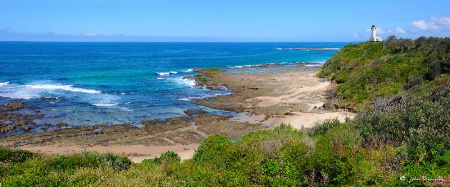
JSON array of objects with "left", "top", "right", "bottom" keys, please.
[{"left": 0, "top": 42, "right": 347, "bottom": 128}]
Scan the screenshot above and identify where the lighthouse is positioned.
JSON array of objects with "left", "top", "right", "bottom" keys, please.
[{"left": 369, "top": 25, "right": 382, "bottom": 42}]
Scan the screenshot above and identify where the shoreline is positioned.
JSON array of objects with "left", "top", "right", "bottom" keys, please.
[{"left": 0, "top": 63, "right": 354, "bottom": 162}]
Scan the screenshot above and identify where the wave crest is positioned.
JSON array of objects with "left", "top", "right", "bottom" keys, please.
[{"left": 25, "top": 84, "right": 101, "bottom": 94}]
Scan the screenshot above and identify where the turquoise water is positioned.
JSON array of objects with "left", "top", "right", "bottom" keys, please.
[{"left": 0, "top": 42, "right": 347, "bottom": 128}]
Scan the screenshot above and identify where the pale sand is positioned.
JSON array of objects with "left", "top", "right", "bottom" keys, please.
[
  {"left": 20, "top": 144, "right": 199, "bottom": 163},
  {"left": 231, "top": 112, "right": 354, "bottom": 129},
  {"left": 230, "top": 70, "right": 355, "bottom": 129},
  {"left": 255, "top": 81, "right": 330, "bottom": 108}
]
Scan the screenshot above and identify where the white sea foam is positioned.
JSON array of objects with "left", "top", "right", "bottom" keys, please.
[
  {"left": 178, "top": 98, "right": 191, "bottom": 101},
  {"left": 156, "top": 71, "right": 178, "bottom": 76},
  {"left": 168, "top": 76, "right": 196, "bottom": 87},
  {"left": 0, "top": 82, "right": 42, "bottom": 99},
  {"left": 234, "top": 64, "right": 268, "bottom": 69},
  {"left": 25, "top": 84, "right": 101, "bottom": 94},
  {"left": 0, "top": 81, "right": 106, "bottom": 101},
  {"left": 178, "top": 92, "right": 232, "bottom": 101},
  {"left": 119, "top": 107, "right": 134, "bottom": 112},
  {"left": 88, "top": 93, "right": 121, "bottom": 108},
  {"left": 93, "top": 103, "right": 118, "bottom": 107},
  {"left": 182, "top": 69, "right": 194, "bottom": 73},
  {"left": 178, "top": 77, "right": 196, "bottom": 87},
  {"left": 156, "top": 72, "right": 170, "bottom": 76},
  {"left": 157, "top": 77, "right": 165, "bottom": 80},
  {"left": 0, "top": 86, "right": 39, "bottom": 99}
]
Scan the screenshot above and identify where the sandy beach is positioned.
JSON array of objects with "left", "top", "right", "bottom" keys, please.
[{"left": 1, "top": 64, "right": 354, "bottom": 162}]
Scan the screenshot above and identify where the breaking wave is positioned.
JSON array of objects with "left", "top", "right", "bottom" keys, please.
[{"left": 24, "top": 84, "right": 101, "bottom": 94}]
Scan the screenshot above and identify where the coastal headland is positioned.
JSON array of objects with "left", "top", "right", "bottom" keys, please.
[{"left": 0, "top": 63, "right": 354, "bottom": 162}]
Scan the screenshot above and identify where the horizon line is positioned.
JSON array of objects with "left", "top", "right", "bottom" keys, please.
[{"left": 0, "top": 40, "right": 363, "bottom": 43}]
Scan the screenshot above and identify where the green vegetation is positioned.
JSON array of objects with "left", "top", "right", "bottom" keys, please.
[
  {"left": 2, "top": 123, "right": 448, "bottom": 186},
  {"left": 199, "top": 67, "right": 222, "bottom": 77},
  {"left": 1, "top": 36, "right": 449, "bottom": 186},
  {"left": 197, "top": 76, "right": 210, "bottom": 84},
  {"left": 195, "top": 67, "right": 222, "bottom": 84},
  {"left": 318, "top": 36, "right": 450, "bottom": 109},
  {"left": 0, "top": 150, "right": 132, "bottom": 186}
]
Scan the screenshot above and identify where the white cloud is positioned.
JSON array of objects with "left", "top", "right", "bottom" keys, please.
[
  {"left": 408, "top": 16, "right": 450, "bottom": 37},
  {"left": 411, "top": 20, "right": 429, "bottom": 30},
  {"left": 353, "top": 33, "right": 358, "bottom": 37},
  {"left": 358, "top": 16, "right": 449, "bottom": 39},
  {"left": 411, "top": 16, "right": 450, "bottom": 31},
  {"left": 430, "top": 16, "right": 450, "bottom": 29},
  {"left": 395, "top": 27, "right": 406, "bottom": 34}
]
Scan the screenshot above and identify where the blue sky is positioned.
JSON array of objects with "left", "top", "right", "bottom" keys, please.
[{"left": 1, "top": 0, "right": 449, "bottom": 42}]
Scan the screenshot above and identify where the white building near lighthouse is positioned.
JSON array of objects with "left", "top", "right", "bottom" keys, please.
[{"left": 369, "top": 25, "right": 382, "bottom": 42}]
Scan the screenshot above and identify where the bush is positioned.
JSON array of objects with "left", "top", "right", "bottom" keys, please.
[
  {"left": 152, "top": 150, "right": 181, "bottom": 164},
  {"left": 96, "top": 152, "right": 132, "bottom": 171},
  {"left": 0, "top": 147, "right": 35, "bottom": 163},
  {"left": 308, "top": 118, "right": 341, "bottom": 136},
  {"left": 426, "top": 59, "right": 441, "bottom": 81},
  {"left": 403, "top": 75, "right": 422, "bottom": 90},
  {"left": 48, "top": 152, "right": 131, "bottom": 172},
  {"left": 352, "top": 84, "right": 450, "bottom": 162},
  {"left": 193, "top": 134, "right": 233, "bottom": 166}
]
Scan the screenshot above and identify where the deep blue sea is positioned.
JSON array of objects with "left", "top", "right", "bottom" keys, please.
[{"left": 0, "top": 42, "right": 347, "bottom": 128}]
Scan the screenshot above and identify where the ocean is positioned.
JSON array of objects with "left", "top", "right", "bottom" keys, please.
[{"left": 0, "top": 42, "right": 346, "bottom": 129}]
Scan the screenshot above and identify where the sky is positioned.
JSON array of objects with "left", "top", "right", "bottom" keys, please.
[{"left": 1, "top": 0, "right": 449, "bottom": 42}]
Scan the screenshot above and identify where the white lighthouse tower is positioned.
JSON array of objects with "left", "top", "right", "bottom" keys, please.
[{"left": 369, "top": 25, "right": 382, "bottom": 42}]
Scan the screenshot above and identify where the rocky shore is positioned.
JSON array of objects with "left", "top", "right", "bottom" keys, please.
[{"left": 0, "top": 63, "right": 354, "bottom": 162}]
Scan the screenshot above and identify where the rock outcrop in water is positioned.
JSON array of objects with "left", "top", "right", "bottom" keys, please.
[{"left": 0, "top": 101, "right": 45, "bottom": 135}]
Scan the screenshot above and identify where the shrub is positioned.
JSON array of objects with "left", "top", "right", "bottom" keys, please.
[
  {"left": 0, "top": 147, "right": 35, "bottom": 163},
  {"left": 48, "top": 152, "right": 131, "bottom": 172},
  {"left": 193, "top": 134, "right": 233, "bottom": 166},
  {"left": 403, "top": 75, "right": 422, "bottom": 90},
  {"left": 152, "top": 150, "right": 181, "bottom": 164},
  {"left": 96, "top": 152, "right": 132, "bottom": 171},
  {"left": 426, "top": 59, "right": 441, "bottom": 81},
  {"left": 308, "top": 118, "right": 341, "bottom": 136},
  {"left": 352, "top": 84, "right": 450, "bottom": 162}
]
